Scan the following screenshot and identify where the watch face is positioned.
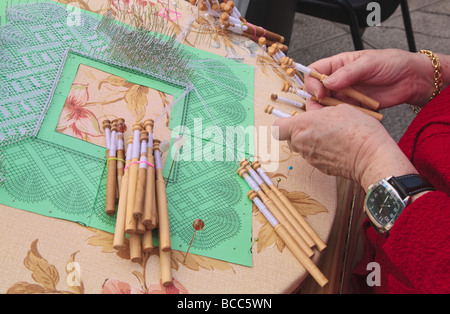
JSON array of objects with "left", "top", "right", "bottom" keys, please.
[{"left": 365, "top": 183, "right": 405, "bottom": 227}]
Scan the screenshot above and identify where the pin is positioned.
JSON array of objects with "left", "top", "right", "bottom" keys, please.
[
  {"left": 276, "top": 178, "right": 281, "bottom": 188},
  {"left": 166, "top": 135, "right": 185, "bottom": 187},
  {"left": 250, "top": 237, "right": 259, "bottom": 253},
  {"left": 183, "top": 218, "right": 205, "bottom": 263},
  {"left": 288, "top": 166, "right": 293, "bottom": 176}
]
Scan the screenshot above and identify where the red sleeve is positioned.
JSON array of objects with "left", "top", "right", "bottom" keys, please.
[
  {"left": 383, "top": 191, "right": 450, "bottom": 293},
  {"left": 353, "top": 87, "right": 450, "bottom": 294}
]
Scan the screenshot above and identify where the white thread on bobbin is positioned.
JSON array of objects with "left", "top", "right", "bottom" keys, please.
[
  {"left": 272, "top": 94, "right": 305, "bottom": 109},
  {"left": 253, "top": 196, "right": 279, "bottom": 227}
]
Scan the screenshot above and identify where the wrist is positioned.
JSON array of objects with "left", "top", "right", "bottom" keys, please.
[
  {"left": 410, "top": 191, "right": 432, "bottom": 203},
  {"left": 356, "top": 133, "right": 418, "bottom": 193},
  {"left": 437, "top": 53, "right": 450, "bottom": 89},
  {"left": 413, "top": 51, "right": 448, "bottom": 110},
  {"left": 414, "top": 51, "right": 440, "bottom": 107}
]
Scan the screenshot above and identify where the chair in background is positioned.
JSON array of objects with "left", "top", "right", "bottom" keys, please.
[{"left": 295, "top": 0, "right": 417, "bottom": 52}]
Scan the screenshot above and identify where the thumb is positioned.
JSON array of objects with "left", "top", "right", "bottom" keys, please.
[{"left": 272, "top": 117, "right": 296, "bottom": 141}]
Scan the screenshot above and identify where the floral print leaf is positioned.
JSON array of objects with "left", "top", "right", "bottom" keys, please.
[
  {"left": 23, "top": 240, "right": 60, "bottom": 292},
  {"left": 86, "top": 227, "right": 116, "bottom": 253},
  {"left": 252, "top": 176, "right": 328, "bottom": 254},
  {"left": 125, "top": 85, "right": 149, "bottom": 121},
  {"left": 252, "top": 204, "right": 286, "bottom": 253},
  {"left": 85, "top": 227, "right": 130, "bottom": 260},
  {"left": 7, "top": 282, "right": 46, "bottom": 294},
  {"left": 280, "top": 190, "right": 329, "bottom": 217},
  {"left": 98, "top": 75, "right": 134, "bottom": 90}
]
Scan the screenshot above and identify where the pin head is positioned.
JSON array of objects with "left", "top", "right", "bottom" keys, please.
[
  {"left": 289, "top": 166, "right": 293, "bottom": 170},
  {"left": 118, "top": 121, "right": 127, "bottom": 133},
  {"left": 193, "top": 219, "right": 205, "bottom": 231},
  {"left": 160, "top": 140, "right": 170, "bottom": 153}
]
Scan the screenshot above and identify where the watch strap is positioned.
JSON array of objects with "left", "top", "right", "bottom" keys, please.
[{"left": 388, "top": 174, "right": 435, "bottom": 200}]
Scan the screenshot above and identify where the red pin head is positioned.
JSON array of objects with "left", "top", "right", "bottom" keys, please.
[{"left": 193, "top": 219, "right": 205, "bottom": 231}]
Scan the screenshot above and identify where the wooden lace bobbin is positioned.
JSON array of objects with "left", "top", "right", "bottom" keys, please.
[
  {"left": 116, "top": 118, "right": 127, "bottom": 197},
  {"left": 240, "top": 159, "right": 315, "bottom": 248},
  {"left": 267, "top": 45, "right": 283, "bottom": 63},
  {"left": 251, "top": 161, "right": 327, "bottom": 252},
  {"left": 225, "top": 0, "right": 247, "bottom": 23},
  {"left": 125, "top": 123, "right": 143, "bottom": 234},
  {"left": 264, "top": 105, "right": 297, "bottom": 118},
  {"left": 271, "top": 94, "right": 305, "bottom": 110},
  {"left": 154, "top": 140, "right": 171, "bottom": 253},
  {"left": 143, "top": 119, "right": 157, "bottom": 228},
  {"left": 160, "top": 248, "right": 173, "bottom": 287},
  {"left": 198, "top": 0, "right": 208, "bottom": 11},
  {"left": 113, "top": 138, "right": 133, "bottom": 250},
  {"left": 248, "top": 191, "right": 328, "bottom": 287},
  {"left": 135, "top": 213, "right": 147, "bottom": 235},
  {"left": 142, "top": 229, "right": 154, "bottom": 253},
  {"left": 210, "top": 0, "right": 221, "bottom": 11},
  {"left": 286, "top": 68, "right": 305, "bottom": 89},
  {"left": 102, "top": 119, "right": 112, "bottom": 198},
  {"left": 285, "top": 58, "right": 380, "bottom": 111},
  {"left": 237, "top": 167, "right": 314, "bottom": 257},
  {"left": 284, "top": 84, "right": 384, "bottom": 122},
  {"left": 102, "top": 119, "right": 111, "bottom": 155},
  {"left": 258, "top": 37, "right": 267, "bottom": 52},
  {"left": 317, "top": 95, "right": 384, "bottom": 122},
  {"left": 244, "top": 22, "right": 285, "bottom": 46},
  {"left": 133, "top": 130, "right": 149, "bottom": 219},
  {"left": 129, "top": 233, "right": 142, "bottom": 263},
  {"left": 105, "top": 120, "right": 118, "bottom": 216}
]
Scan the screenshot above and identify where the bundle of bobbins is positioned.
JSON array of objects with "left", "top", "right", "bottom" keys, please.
[
  {"left": 237, "top": 159, "right": 328, "bottom": 287},
  {"left": 105, "top": 119, "right": 172, "bottom": 287},
  {"left": 191, "top": 0, "right": 287, "bottom": 51}
]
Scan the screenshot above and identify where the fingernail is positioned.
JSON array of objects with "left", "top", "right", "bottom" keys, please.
[
  {"left": 271, "top": 126, "right": 280, "bottom": 140},
  {"left": 323, "top": 76, "right": 336, "bottom": 85},
  {"left": 314, "top": 90, "right": 319, "bottom": 100}
]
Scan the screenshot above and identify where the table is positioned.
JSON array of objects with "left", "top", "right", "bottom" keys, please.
[{"left": 0, "top": 0, "right": 342, "bottom": 294}]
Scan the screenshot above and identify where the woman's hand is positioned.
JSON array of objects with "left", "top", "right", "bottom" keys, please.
[
  {"left": 273, "top": 105, "right": 418, "bottom": 191},
  {"left": 305, "top": 49, "right": 436, "bottom": 109}
]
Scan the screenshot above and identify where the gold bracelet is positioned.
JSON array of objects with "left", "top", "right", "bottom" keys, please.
[{"left": 411, "top": 50, "right": 444, "bottom": 114}]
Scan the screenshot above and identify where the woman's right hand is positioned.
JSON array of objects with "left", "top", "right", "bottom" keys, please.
[{"left": 304, "top": 49, "right": 436, "bottom": 109}]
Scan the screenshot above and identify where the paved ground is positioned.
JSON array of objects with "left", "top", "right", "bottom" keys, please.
[{"left": 288, "top": 0, "right": 450, "bottom": 142}]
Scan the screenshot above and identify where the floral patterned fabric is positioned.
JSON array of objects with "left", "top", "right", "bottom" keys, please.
[{"left": 0, "top": 0, "right": 337, "bottom": 294}]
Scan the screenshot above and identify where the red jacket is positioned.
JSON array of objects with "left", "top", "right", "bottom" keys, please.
[{"left": 352, "top": 87, "right": 450, "bottom": 294}]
